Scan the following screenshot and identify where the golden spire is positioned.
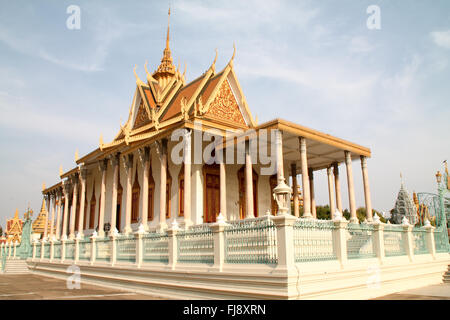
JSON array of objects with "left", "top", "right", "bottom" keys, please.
[
  {"left": 59, "top": 165, "right": 63, "bottom": 176},
  {"left": 42, "top": 182, "right": 46, "bottom": 191},
  {"left": 75, "top": 148, "right": 79, "bottom": 162},
  {"left": 153, "top": 7, "right": 176, "bottom": 79},
  {"left": 14, "top": 208, "right": 19, "bottom": 219}
]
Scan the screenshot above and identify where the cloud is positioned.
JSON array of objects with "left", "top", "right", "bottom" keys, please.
[
  {"left": 348, "top": 36, "right": 375, "bottom": 53},
  {"left": 430, "top": 30, "right": 450, "bottom": 49}
]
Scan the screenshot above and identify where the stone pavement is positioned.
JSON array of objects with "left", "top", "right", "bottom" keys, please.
[
  {"left": 372, "top": 283, "right": 450, "bottom": 300},
  {"left": 0, "top": 274, "right": 163, "bottom": 300}
]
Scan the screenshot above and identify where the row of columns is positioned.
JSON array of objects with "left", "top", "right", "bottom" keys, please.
[
  {"left": 41, "top": 129, "right": 373, "bottom": 239},
  {"left": 42, "top": 130, "right": 195, "bottom": 240}
]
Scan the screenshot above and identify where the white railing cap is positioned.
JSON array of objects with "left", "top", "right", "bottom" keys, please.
[{"left": 401, "top": 216, "right": 410, "bottom": 225}]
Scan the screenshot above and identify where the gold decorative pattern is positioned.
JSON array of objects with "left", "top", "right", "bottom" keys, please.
[
  {"left": 205, "top": 80, "right": 246, "bottom": 125},
  {"left": 134, "top": 101, "right": 150, "bottom": 130}
]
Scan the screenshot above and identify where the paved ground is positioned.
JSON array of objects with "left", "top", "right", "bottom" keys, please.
[
  {"left": 372, "top": 283, "right": 450, "bottom": 300},
  {"left": 0, "top": 274, "right": 162, "bottom": 300},
  {"left": 1, "top": 273, "right": 448, "bottom": 300}
]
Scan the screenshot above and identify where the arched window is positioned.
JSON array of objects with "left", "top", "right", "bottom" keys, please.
[
  {"left": 178, "top": 165, "right": 184, "bottom": 217},
  {"left": 203, "top": 164, "right": 220, "bottom": 223},
  {"left": 237, "top": 166, "right": 258, "bottom": 219},
  {"left": 148, "top": 165, "right": 155, "bottom": 221},
  {"left": 117, "top": 181, "right": 123, "bottom": 231},
  {"left": 166, "top": 169, "right": 172, "bottom": 219},
  {"left": 131, "top": 167, "right": 140, "bottom": 223},
  {"left": 89, "top": 183, "right": 96, "bottom": 229}
]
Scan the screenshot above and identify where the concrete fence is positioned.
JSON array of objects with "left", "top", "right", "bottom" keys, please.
[{"left": 29, "top": 214, "right": 443, "bottom": 270}]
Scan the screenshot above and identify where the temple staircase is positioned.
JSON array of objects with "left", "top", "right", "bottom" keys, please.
[
  {"left": 443, "top": 265, "right": 450, "bottom": 283},
  {"left": 3, "top": 258, "right": 30, "bottom": 274}
]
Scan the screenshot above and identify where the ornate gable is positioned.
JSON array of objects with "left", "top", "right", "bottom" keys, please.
[
  {"left": 204, "top": 79, "right": 246, "bottom": 126},
  {"left": 133, "top": 100, "right": 151, "bottom": 130}
]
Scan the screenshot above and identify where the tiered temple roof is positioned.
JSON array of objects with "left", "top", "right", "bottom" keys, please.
[
  {"left": 5, "top": 209, "right": 23, "bottom": 243},
  {"left": 32, "top": 198, "right": 54, "bottom": 237},
  {"left": 391, "top": 180, "right": 418, "bottom": 225}
]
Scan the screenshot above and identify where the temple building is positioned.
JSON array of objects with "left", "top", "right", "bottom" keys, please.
[
  {"left": 390, "top": 179, "right": 418, "bottom": 225},
  {"left": 40, "top": 11, "right": 374, "bottom": 241},
  {"left": 5, "top": 209, "right": 24, "bottom": 243},
  {"left": 31, "top": 198, "right": 54, "bottom": 240}
]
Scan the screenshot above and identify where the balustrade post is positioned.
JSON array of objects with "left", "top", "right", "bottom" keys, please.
[
  {"left": 372, "top": 219, "right": 385, "bottom": 264},
  {"left": 424, "top": 223, "right": 436, "bottom": 259},
  {"left": 40, "top": 240, "right": 45, "bottom": 260},
  {"left": 136, "top": 225, "right": 145, "bottom": 268},
  {"left": 271, "top": 214, "right": 297, "bottom": 271},
  {"left": 61, "top": 239, "right": 66, "bottom": 262},
  {"left": 210, "top": 214, "right": 229, "bottom": 272},
  {"left": 402, "top": 224, "right": 414, "bottom": 262},
  {"left": 32, "top": 241, "right": 36, "bottom": 259},
  {"left": 50, "top": 239, "right": 55, "bottom": 262},
  {"left": 167, "top": 223, "right": 179, "bottom": 270},
  {"left": 90, "top": 233, "right": 97, "bottom": 265},
  {"left": 111, "top": 235, "right": 117, "bottom": 267},
  {"left": 333, "top": 218, "right": 348, "bottom": 268},
  {"left": 74, "top": 238, "right": 80, "bottom": 263}
]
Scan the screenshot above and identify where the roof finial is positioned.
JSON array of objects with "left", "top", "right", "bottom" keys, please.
[
  {"left": 75, "top": 148, "right": 79, "bottom": 162},
  {"left": 167, "top": 6, "right": 171, "bottom": 50},
  {"left": 133, "top": 65, "right": 145, "bottom": 86},
  {"left": 211, "top": 48, "right": 218, "bottom": 73},
  {"left": 228, "top": 43, "right": 236, "bottom": 67}
]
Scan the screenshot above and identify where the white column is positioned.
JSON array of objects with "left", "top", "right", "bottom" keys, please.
[
  {"left": 50, "top": 193, "right": 56, "bottom": 240},
  {"left": 309, "top": 168, "right": 316, "bottom": 218},
  {"left": 77, "top": 168, "right": 87, "bottom": 238},
  {"left": 345, "top": 151, "right": 358, "bottom": 223},
  {"left": 299, "top": 137, "right": 312, "bottom": 218},
  {"left": 69, "top": 176, "right": 78, "bottom": 240},
  {"left": 333, "top": 162, "right": 343, "bottom": 213},
  {"left": 291, "top": 163, "right": 299, "bottom": 217},
  {"left": 55, "top": 189, "right": 62, "bottom": 240},
  {"left": 123, "top": 154, "right": 133, "bottom": 235},
  {"left": 43, "top": 194, "right": 49, "bottom": 240},
  {"left": 110, "top": 154, "right": 120, "bottom": 234},
  {"left": 184, "top": 131, "right": 193, "bottom": 226},
  {"left": 61, "top": 182, "right": 71, "bottom": 239},
  {"left": 360, "top": 156, "right": 373, "bottom": 222},
  {"left": 98, "top": 160, "right": 107, "bottom": 238},
  {"left": 245, "top": 142, "right": 254, "bottom": 219},
  {"left": 327, "top": 166, "right": 336, "bottom": 218},
  {"left": 159, "top": 139, "right": 168, "bottom": 230},
  {"left": 141, "top": 147, "right": 150, "bottom": 231}
]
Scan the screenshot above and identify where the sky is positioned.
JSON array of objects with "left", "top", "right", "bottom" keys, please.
[{"left": 0, "top": 0, "right": 449, "bottom": 228}]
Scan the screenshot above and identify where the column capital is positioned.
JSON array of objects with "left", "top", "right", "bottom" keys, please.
[
  {"left": 62, "top": 181, "right": 71, "bottom": 195},
  {"left": 360, "top": 155, "right": 367, "bottom": 169},
  {"left": 137, "top": 146, "right": 150, "bottom": 165},
  {"left": 98, "top": 158, "right": 108, "bottom": 172},
  {"left": 122, "top": 153, "right": 133, "bottom": 170},
  {"left": 109, "top": 152, "right": 120, "bottom": 167},
  {"left": 344, "top": 150, "right": 352, "bottom": 163},
  {"left": 299, "top": 136, "right": 307, "bottom": 152},
  {"left": 80, "top": 167, "right": 88, "bottom": 180},
  {"left": 333, "top": 162, "right": 340, "bottom": 175}
]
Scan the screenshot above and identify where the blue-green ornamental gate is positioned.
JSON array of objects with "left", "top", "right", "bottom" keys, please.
[{"left": 417, "top": 192, "right": 450, "bottom": 253}]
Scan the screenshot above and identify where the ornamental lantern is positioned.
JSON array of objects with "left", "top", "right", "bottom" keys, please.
[{"left": 272, "top": 178, "right": 292, "bottom": 215}]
